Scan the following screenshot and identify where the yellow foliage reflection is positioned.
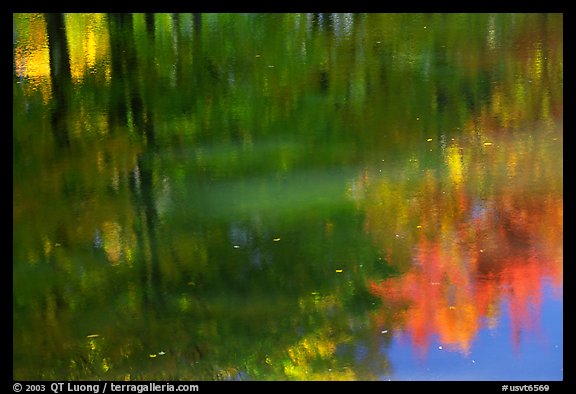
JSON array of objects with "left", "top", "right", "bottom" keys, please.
[
  {"left": 64, "top": 14, "right": 111, "bottom": 84},
  {"left": 13, "top": 13, "right": 112, "bottom": 101},
  {"left": 284, "top": 331, "right": 355, "bottom": 380},
  {"left": 99, "top": 220, "right": 137, "bottom": 266},
  {"left": 13, "top": 13, "right": 52, "bottom": 102}
]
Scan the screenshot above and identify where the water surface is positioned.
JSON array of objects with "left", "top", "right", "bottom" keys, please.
[{"left": 13, "top": 13, "right": 563, "bottom": 381}]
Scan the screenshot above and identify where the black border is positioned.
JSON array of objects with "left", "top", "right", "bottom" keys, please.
[{"left": 10, "top": 6, "right": 569, "bottom": 391}]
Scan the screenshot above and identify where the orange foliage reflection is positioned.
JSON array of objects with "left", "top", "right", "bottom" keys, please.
[{"left": 365, "top": 122, "right": 562, "bottom": 357}]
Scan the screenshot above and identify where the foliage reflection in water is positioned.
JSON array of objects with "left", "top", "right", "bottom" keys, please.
[{"left": 13, "top": 13, "right": 562, "bottom": 380}]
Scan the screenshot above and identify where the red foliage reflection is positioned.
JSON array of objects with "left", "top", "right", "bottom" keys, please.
[{"left": 365, "top": 127, "right": 562, "bottom": 357}]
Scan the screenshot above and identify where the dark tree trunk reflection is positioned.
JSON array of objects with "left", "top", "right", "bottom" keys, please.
[
  {"left": 108, "top": 13, "right": 162, "bottom": 311},
  {"left": 45, "top": 13, "right": 71, "bottom": 149}
]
